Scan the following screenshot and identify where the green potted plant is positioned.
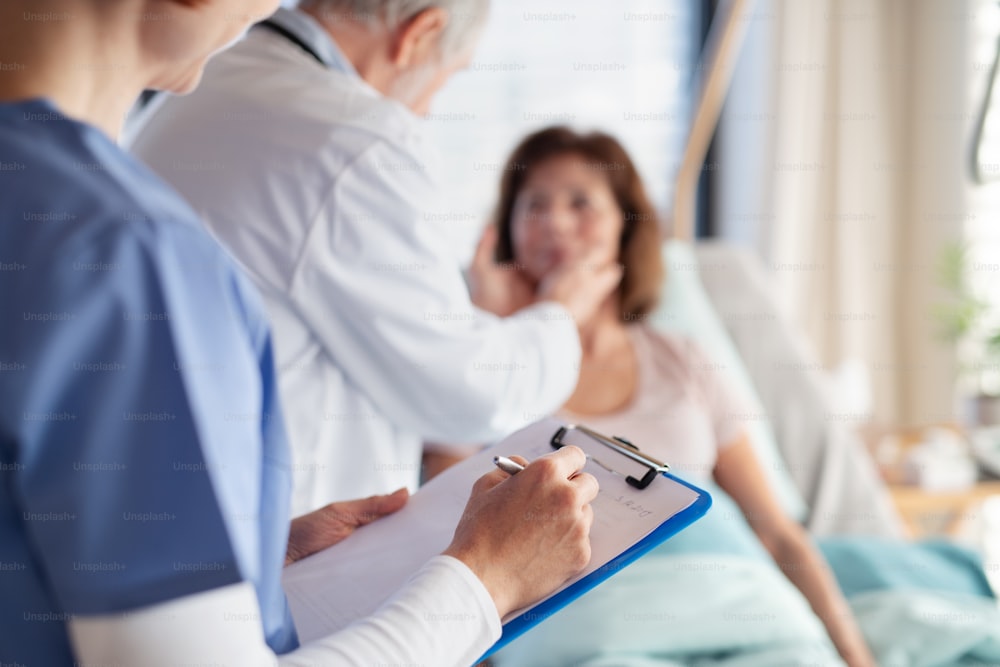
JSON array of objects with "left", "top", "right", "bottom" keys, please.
[{"left": 935, "top": 242, "right": 1000, "bottom": 426}]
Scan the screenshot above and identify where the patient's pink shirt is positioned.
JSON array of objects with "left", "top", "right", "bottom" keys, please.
[{"left": 558, "top": 325, "right": 748, "bottom": 482}]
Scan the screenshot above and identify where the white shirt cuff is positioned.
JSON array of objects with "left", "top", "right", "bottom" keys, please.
[
  {"left": 289, "top": 555, "right": 502, "bottom": 666},
  {"left": 430, "top": 554, "right": 503, "bottom": 641}
]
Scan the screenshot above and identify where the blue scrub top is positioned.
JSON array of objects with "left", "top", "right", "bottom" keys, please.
[{"left": 0, "top": 99, "right": 298, "bottom": 663}]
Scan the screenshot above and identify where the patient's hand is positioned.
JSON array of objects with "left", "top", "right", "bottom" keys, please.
[
  {"left": 284, "top": 488, "right": 409, "bottom": 566},
  {"left": 468, "top": 225, "right": 535, "bottom": 317}
]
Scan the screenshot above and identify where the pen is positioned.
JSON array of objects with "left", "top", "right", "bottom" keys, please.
[{"left": 493, "top": 455, "right": 525, "bottom": 476}]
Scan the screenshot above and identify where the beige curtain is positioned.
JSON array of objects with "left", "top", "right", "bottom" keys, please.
[{"left": 717, "top": 0, "right": 972, "bottom": 428}]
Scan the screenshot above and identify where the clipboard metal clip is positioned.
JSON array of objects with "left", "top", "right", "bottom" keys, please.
[{"left": 550, "top": 424, "right": 670, "bottom": 490}]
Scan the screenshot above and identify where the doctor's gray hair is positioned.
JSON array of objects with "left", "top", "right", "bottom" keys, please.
[{"left": 299, "top": 0, "right": 490, "bottom": 56}]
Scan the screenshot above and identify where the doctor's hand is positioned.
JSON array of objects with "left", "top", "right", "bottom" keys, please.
[
  {"left": 284, "top": 488, "right": 409, "bottom": 566},
  {"left": 536, "top": 248, "right": 623, "bottom": 327},
  {"left": 468, "top": 225, "right": 535, "bottom": 317},
  {"left": 443, "top": 446, "right": 598, "bottom": 618}
]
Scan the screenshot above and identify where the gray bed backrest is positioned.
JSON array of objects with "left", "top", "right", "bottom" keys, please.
[{"left": 694, "top": 241, "right": 903, "bottom": 537}]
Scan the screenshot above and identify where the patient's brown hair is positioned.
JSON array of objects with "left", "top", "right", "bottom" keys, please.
[{"left": 493, "top": 126, "right": 664, "bottom": 321}]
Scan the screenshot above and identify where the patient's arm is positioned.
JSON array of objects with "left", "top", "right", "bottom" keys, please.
[
  {"left": 422, "top": 444, "right": 480, "bottom": 481},
  {"left": 714, "top": 433, "right": 875, "bottom": 667}
]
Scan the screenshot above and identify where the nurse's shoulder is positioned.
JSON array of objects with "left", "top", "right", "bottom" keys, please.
[
  {"left": 4, "top": 103, "right": 198, "bottom": 244},
  {"left": 0, "top": 98, "right": 261, "bottom": 330}
]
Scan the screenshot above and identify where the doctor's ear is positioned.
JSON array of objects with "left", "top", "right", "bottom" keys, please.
[{"left": 391, "top": 6, "right": 449, "bottom": 67}]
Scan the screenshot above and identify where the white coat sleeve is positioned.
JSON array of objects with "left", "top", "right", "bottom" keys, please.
[
  {"left": 286, "top": 138, "right": 581, "bottom": 443},
  {"left": 69, "top": 555, "right": 501, "bottom": 667}
]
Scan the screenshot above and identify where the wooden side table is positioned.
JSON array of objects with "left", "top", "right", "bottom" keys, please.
[
  {"left": 867, "top": 424, "right": 1000, "bottom": 538},
  {"left": 890, "top": 481, "right": 1000, "bottom": 538}
]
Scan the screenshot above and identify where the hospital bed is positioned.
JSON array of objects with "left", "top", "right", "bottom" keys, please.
[{"left": 694, "top": 241, "right": 903, "bottom": 538}]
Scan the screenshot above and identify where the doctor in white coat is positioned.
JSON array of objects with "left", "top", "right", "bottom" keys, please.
[{"left": 130, "top": 0, "right": 620, "bottom": 513}]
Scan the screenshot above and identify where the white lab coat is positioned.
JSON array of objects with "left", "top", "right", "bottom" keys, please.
[{"left": 130, "top": 9, "right": 581, "bottom": 514}]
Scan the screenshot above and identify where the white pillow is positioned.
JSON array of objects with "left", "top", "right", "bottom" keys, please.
[{"left": 650, "top": 240, "right": 808, "bottom": 521}]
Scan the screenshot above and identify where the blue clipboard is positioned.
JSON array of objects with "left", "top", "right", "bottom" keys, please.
[{"left": 482, "top": 424, "right": 713, "bottom": 658}]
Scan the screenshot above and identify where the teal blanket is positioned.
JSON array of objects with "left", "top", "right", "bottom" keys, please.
[
  {"left": 850, "top": 589, "right": 1000, "bottom": 667},
  {"left": 493, "top": 482, "right": 1000, "bottom": 667},
  {"left": 493, "top": 482, "right": 841, "bottom": 666},
  {"left": 493, "top": 554, "right": 842, "bottom": 667},
  {"left": 821, "top": 536, "right": 1000, "bottom": 666}
]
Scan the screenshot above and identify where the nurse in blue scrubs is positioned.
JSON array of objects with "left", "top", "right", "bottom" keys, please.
[{"left": 0, "top": 1, "right": 598, "bottom": 665}]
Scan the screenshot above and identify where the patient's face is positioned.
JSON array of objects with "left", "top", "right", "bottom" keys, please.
[{"left": 511, "top": 154, "right": 624, "bottom": 284}]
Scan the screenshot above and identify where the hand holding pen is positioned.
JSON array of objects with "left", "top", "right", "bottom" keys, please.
[{"left": 443, "top": 446, "right": 599, "bottom": 618}]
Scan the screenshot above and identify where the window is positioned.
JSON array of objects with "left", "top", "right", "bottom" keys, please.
[
  {"left": 423, "top": 0, "right": 701, "bottom": 262},
  {"left": 966, "top": 0, "right": 1000, "bottom": 395}
]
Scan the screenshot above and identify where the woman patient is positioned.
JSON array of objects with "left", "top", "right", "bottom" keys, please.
[{"left": 476, "top": 126, "right": 876, "bottom": 666}]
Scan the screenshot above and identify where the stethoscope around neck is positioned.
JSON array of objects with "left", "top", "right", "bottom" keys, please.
[{"left": 256, "top": 19, "right": 328, "bottom": 67}]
